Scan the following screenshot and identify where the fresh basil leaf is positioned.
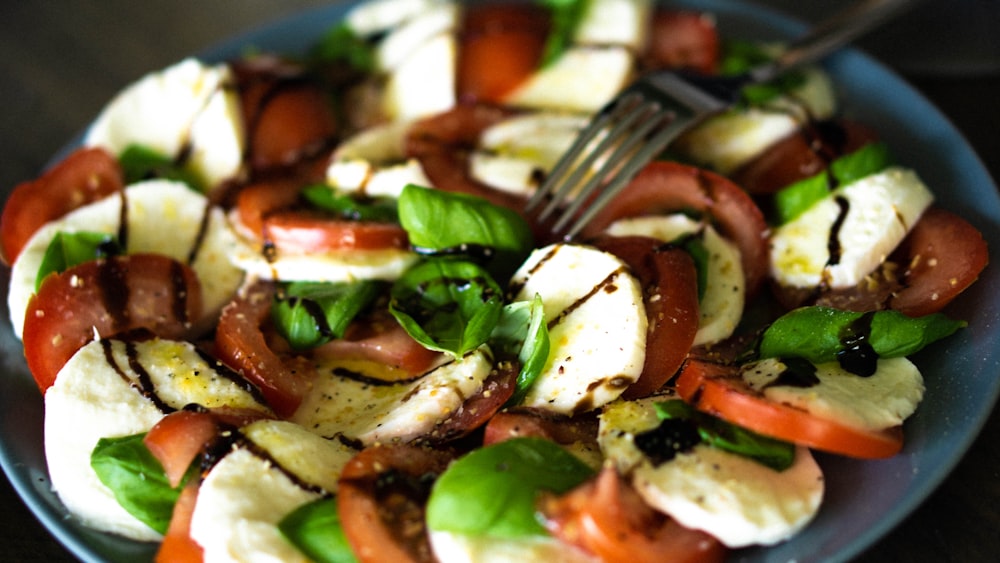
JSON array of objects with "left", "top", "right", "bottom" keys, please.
[
  {"left": 774, "top": 143, "right": 892, "bottom": 224},
  {"left": 301, "top": 184, "right": 398, "bottom": 223},
  {"left": 538, "top": 0, "right": 589, "bottom": 67},
  {"left": 119, "top": 143, "right": 203, "bottom": 191},
  {"left": 491, "top": 295, "right": 550, "bottom": 406},
  {"left": 390, "top": 258, "right": 504, "bottom": 358},
  {"left": 758, "top": 306, "right": 966, "bottom": 364},
  {"left": 719, "top": 40, "right": 807, "bottom": 106},
  {"left": 653, "top": 400, "right": 795, "bottom": 471},
  {"left": 90, "top": 433, "right": 179, "bottom": 535},
  {"left": 426, "top": 437, "right": 594, "bottom": 538},
  {"left": 279, "top": 497, "right": 358, "bottom": 563},
  {"left": 308, "top": 22, "right": 376, "bottom": 72},
  {"left": 36, "top": 231, "right": 122, "bottom": 291},
  {"left": 397, "top": 184, "right": 533, "bottom": 280},
  {"left": 273, "top": 280, "right": 382, "bottom": 350},
  {"left": 671, "top": 233, "right": 710, "bottom": 302}
]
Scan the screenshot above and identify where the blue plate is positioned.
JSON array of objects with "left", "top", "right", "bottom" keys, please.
[{"left": 2, "top": 1, "right": 998, "bottom": 562}]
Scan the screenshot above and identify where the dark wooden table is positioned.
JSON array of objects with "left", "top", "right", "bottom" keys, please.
[{"left": 1, "top": 1, "right": 997, "bottom": 561}]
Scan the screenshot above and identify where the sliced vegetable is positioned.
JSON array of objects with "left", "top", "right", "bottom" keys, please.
[
  {"left": 35, "top": 231, "right": 122, "bottom": 291},
  {"left": 537, "top": 0, "right": 587, "bottom": 67},
  {"left": 91, "top": 433, "right": 180, "bottom": 535},
  {"left": 308, "top": 22, "right": 376, "bottom": 72},
  {"left": 279, "top": 497, "right": 359, "bottom": 563},
  {"left": 119, "top": 143, "right": 204, "bottom": 191}
]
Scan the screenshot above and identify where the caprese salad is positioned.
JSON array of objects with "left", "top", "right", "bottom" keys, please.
[{"left": 0, "top": 0, "right": 989, "bottom": 562}]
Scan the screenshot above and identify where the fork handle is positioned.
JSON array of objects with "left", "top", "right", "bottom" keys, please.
[{"left": 750, "top": 0, "right": 917, "bottom": 84}]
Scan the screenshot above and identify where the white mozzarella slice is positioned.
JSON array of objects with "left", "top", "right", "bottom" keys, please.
[
  {"left": 470, "top": 112, "right": 588, "bottom": 196},
  {"left": 598, "top": 398, "right": 824, "bottom": 548},
  {"left": 429, "top": 530, "right": 598, "bottom": 563},
  {"left": 291, "top": 347, "right": 493, "bottom": 444},
  {"left": 346, "top": 0, "right": 448, "bottom": 37},
  {"left": 605, "top": 214, "right": 745, "bottom": 346},
  {"left": 84, "top": 58, "right": 243, "bottom": 190},
  {"left": 741, "top": 356, "right": 924, "bottom": 431},
  {"left": 574, "top": 0, "right": 652, "bottom": 50},
  {"left": 509, "top": 243, "right": 647, "bottom": 414},
  {"left": 504, "top": 47, "right": 635, "bottom": 113},
  {"left": 8, "top": 180, "right": 245, "bottom": 339},
  {"left": 383, "top": 31, "right": 457, "bottom": 120},
  {"left": 190, "top": 419, "right": 356, "bottom": 563},
  {"left": 375, "top": 1, "right": 459, "bottom": 71},
  {"left": 325, "top": 120, "right": 432, "bottom": 198},
  {"left": 675, "top": 67, "right": 836, "bottom": 174},
  {"left": 44, "top": 338, "right": 270, "bottom": 541},
  {"left": 770, "top": 167, "right": 934, "bottom": 289}
]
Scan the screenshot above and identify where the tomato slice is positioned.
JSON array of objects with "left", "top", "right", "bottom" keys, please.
[
  {"left": 890, "top": 206, "right": 989, "bottom": 317},
  {"left": 483, "top": 407, "right": 599, "bottom": 449},
  {"left": 213, "top": 281, "right": 313, "bottom": 418},
  {"left": 1, "top": 147, "right": 123, "bottom": 264},
  {"left": 582, "top": 161, "right": 770, "bottom": 296},
  {"left": 593, "top": 235, "right": 700, "bottom": 399},
  {"left": 155, "top": 481, "right": 204, "bottom": 563},
  {"left": 422, "top": 360, "right": 517, "bottom": 444},
  {"left": 262, "top": 212, "right": 409, "bottom": 253},
  {"left": 675, "top": 359, "right": 905, "bottom": 459},
  {"left": 643, "top": 10, "right": 720, "bottom": 75},
  {"left": 22, "top": 253, "right": 203, "bottom": 393},
  {"left": 311, "top": 308, "right": 443, "bottom": 375},
  {"left": 542, "top": 466, "right": 727, "bottom": 563},
  {"left": 337, "top": 444, "right": 454, "bottom": 563},
  {"left": 457, "top": 3, "right": 550, "bottom": 104}
]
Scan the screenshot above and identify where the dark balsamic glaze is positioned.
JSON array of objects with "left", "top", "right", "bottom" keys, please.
[
  {"left": 767, "top": 356, "right": 821, "bottom": 389},
  {"left": 837, "top": 311, "right": 879, "bottom": 377},
  {"left": 100, "top": 339, "right": 176, "bottom": 415},
  {"left": 826, "top": 196, "right": 850, "bottom": 268},
  {"left": 634, "top": 418, "right": 702, "bottom": 465},
  {"left": 199, "top": 428, "right": 327, "bottom": 495},
  {"left": 547, "top": 268, "right": 625, "bottom": 331}
]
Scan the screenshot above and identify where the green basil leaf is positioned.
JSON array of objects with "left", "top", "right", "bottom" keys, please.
[
  {"left": 272, "top": 280, "right": 382, "bottom": 350},
  {"left": 301, "top": 184, "right": 398, "bottom": 223},
  {"left": 397, "top": 184, "right": 533, "bottom": 280},
  {"left": 758, "top": 306, "right": 966, "bottom": 364},
  {"left": 36, "top": 231, "right": 122, "bottom": 291},
  {"left": 654, "top": 401, "right": 795, "bottom": 471},
  {"left": 119, "top": 143, "right": 204, "bottom": 191},
  {"left": 773, "top": 172, "right": 831, "bottom": 225},
  {"left": 829, "top": 142, "right": 891, "bottom": 185},
  {"left": 278, "top": 497, "right": 358, "bottom": 563},
  {"left": 308, "top": 22, "right": 376, "bottom": 72},
  {"left": 719, "top": 40, "right": 775, "bottom": 76},
  {"left": 537, "top": 0, "right": 589, "bottom": 67},
  {"left": 491, "top": 295, "right": 550, "bottom": 406},
  {"left": 390, "top": 258, "right": 504, "bottom": 358},
  {"left": 90, "top": 433, "right": 179, "bottom": 535},
  {"left": 426, "top": 437, "right": 594, "bottom": 538}
]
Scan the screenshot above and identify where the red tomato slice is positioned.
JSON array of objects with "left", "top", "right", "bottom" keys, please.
[
  {"left": 675, "top": 359, "right": 905, "bottom": 459},
  {"left": 582, "top": 161, "right": 770, "bottom": 296},
  {"left": 337, "top": 444, "right": 454, "bottom": 563},
  {"left": 458, "top": 3, "right": 550, "bottom": 103},
  {"left": 22, "top": 253, "right": 203, "bottom": 393},
  {"left": 890, "top": 206, "right": 989, "bottom": 317},
  {"left": 593, "top": 235, "right": 700, "bottom": 399},
  {"left": 731, "top": 119, "right": 880, "bottom": 195},
  {"left": 235, "top": 179, "right": 302, "bottom": 236},
  {"left": 311, "top": 308, "right": 442, "bottom": 376},
  {"left": 643, "top": 10, "right": 720, "bottom": 75},
  {"left": 155, "top": 480, "right": 204, "bottom": 563},
  {"left": 263, "top": 212, "right": 409, "bottom": 253},
  {"left": 145, "top": 410, "right": 222, "bottom": 488},
  {"left": 214, "top": 281, "right": 313, "bottom": 418},
  {"left": 542, "top": 466, "right": 727, "bottom": 563},
  {"left": 1, "top": 147, "right": 123, "bottom": 264},
  {"left": 483, "top": 407, "right": 599, "bottom": 449},
  {"left": 422, "top": 361, "right": 517, "bottom": 444}
]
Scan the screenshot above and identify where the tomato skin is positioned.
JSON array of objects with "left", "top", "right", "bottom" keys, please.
[
  {"left": 155, "top": 480, "right": 204, "bottom": 563},
  {"left": 337, "top": 444, "right": 454, "bottom": 563},
  {"left": 890, "top": 207, "right": 988, "bottom": 317},
  {"left": 311, "top": 308, "right": 443, "bottom": 375},
  {"left": 582, "top": 161, "right": 770, "bottom": 296},
  {"left": 593, "top": 235, "right": 700, "bottom": 399},
  {"left": 213, "top": 281, "right": 313, "bottom": 418},
  {"left": 22, "top": 254, "right": 203, "bottom": 393},
  {"left": 675, "top": 359, "right": 905, "bottom": 459},
  {"left": 1, "top": 147, "right": 123, "bottom": 265},
  {"left": 483, "top": 407, "right": 599, "bottom": 449},
  {"left": 145, "top": 411, "right": 221, "bottom": 488},
  {"left": 458, "top": 3, "right": 550, "bottom": 104},
  {"left": 643, "top": 10, "right": 720, "bottom": 75},
  {"left": 421, "top": 360, "right": 517, "bottom": 445},
  {"left": 263, "top": 212, "right": 409, "bottom": 253},
  {"left": 541, "top": 466, "right": 726, "bottom": 563}
]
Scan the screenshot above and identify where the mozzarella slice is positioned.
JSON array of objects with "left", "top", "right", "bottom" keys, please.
[
  {"left": 44, "top": 338, "right": 271, "bottom": 541},
  {"left": 605, "top": 214, "right": 745, "bottom": 346},
  {"left": 383, "top": 30, "right": 457, "bottom": 120},
  {"left": 675, "top": 67, "right": 836, "bottom": 174},
  {"left": 325, "top": 120, "right": 432, "bottom": 198},
  {"left": 769, "top": 166, "right": 934, "bottom": 289},
  {"left": 470, "top": 112, "right": 588, "bottom": 196},
  {"left": 429, "top": 530, "right": 598, "bottom": 563},
  {"left": 291, "top": 347, "right": 493, "bottom": 444},
  {"left": 346, "top": 0, "right": 448, "bottom": 37},
  {"left": 84, "top": 58, "right": 244, "bottom": 190},
  {"left": 574, "top": 0, "right": 652, "bottom": 50},
  {"left": 375, "top": 1, "right": 459, "bottom": 71},
  {"left": 8, "top": 179, "right": 245, "bottom": 339},
  {"left": 508, "top": 243, "right": 647, "bottom": 414},
  {"left": 741, "top": 356, "right": 924, "bottom": 431},
  {"left": 599, "top": 397, "right": 824, "bottom": 548},
  {"left": 189, "top": 420, "right": 356, "bottom": 563},
  {"left": 504, "top": 47, "right": 635, "bottom": 113}
]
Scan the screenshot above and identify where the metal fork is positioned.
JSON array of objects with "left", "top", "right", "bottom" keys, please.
[{"left": 526, "top": 0, "right": 914, "bottom": 240}]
